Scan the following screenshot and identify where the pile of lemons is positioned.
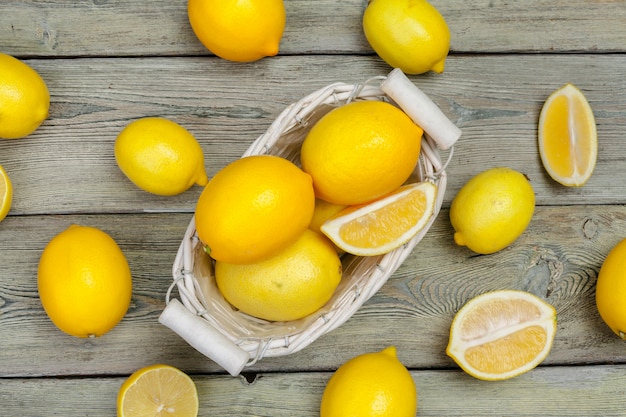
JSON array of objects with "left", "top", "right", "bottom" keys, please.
[
  {"left": 195, "top": 100, "right": 433, "bottom": 323},
  {"left": 4, "top": 0, "right": 626, "bottom": 416}
]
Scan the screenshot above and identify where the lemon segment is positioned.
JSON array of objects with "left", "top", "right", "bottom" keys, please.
[
  {"left": 596, "top": 238, "right": 626, "bottom": 339},
  {"left": 187, "top": 0, "right": 286, "bottom": 62},
  {"left": 450, "top": 167, "right": 535, "bottom": 255},
  {"left": 0, "top": 53, "right": 50, "bottom": 139},
  {"left": 320, "top": 346, "right": 417, "bottom": 417},
  {"left": 301, "top": 100, "right": 423, "bottom": 205},
  {"left": 446, "top": 290, "right": 557, "bottom": 381},
  {"left": 0, "top": 165, "right": 13, "bottom": 222},
  {"left": 321, "top": 182, "right": 436, "bottom": 256},
  {"left": 37, "top": 225, "right": 132, "bottom": 338},
  {"left": 117, "top": 364, "right": 199, "bottom": 417},
  {"left": 363, "top": 0, "right": 450, "bottom": 75},
  {"left": 538, "top": 83, "right": 597, "bottom": 187},
  {"left": 115, "top": 117, "right": 208, "bottom": 196},
  {"left": 215, "top": 229, "right": 342, "bottom": 322}
]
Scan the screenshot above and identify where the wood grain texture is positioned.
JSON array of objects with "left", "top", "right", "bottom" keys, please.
[
  {"left": 2, "top": 1, "right": 626, "bottom": 415},
  {"left": 2, "top": 0, "right": 626, "bottom": 57},
  {"left": 1, "top": 206, "right": 625, "bottom": 377},
  {"left": 2, "top": 365, "right": 626, "bottom": 416},
  {"left": 0, "top": 54, "right": 625, "bottom": 216}
]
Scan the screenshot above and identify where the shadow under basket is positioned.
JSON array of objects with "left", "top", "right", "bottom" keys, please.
[{"left": 159, "top": 68, "right": 461, "bottom": 376}]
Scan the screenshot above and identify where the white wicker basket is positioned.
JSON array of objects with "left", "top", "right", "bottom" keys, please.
[{"left": 159, "top": 69, "right": 461, "bottom": 376}]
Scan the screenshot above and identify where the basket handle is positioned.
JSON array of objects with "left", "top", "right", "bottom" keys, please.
[
  {"left": 381, "top": 68, "right": 461, "bottom": 151},
  {"left": 159, "top": 299, "right": 250, "bottom": 376}
]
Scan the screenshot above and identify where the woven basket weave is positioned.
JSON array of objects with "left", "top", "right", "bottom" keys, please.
[{"left": 160, "top": 69, "right": 459, "bottom": 376}]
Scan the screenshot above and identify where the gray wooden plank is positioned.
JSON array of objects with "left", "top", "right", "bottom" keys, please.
[
  {"left": 1, "top": 1, "right": 625, "bottom": 57},
  {"left": 0, "top": 54, "right": 624, "bottom": 216},
  {"left": 1, "top": 206, "right": 625, "bottom": 377},
  {"left": 2, "top": 365, "right": 626, "bottom": 416}
]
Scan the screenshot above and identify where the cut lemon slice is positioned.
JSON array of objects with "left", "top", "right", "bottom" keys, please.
[
  {"left": 0, "top": 165, "right": 13, "bottom": 222},
  {"left": 538, "top": 83, "right": 597, "bottom": 186},
  {"left": 446, "top": 290, "right": 557, "bottom": 381},
  {"left": 117, "top": 364, "right": 199, "bottom": 417},
  {"left": 320, "top": 181, "right": 437, "bottom": 256}
]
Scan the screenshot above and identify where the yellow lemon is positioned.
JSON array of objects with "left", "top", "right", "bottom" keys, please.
[
  {"left": 115, "top": 117, "right": 208, "bottom": 196},
  {"left": 38, "top": 225, "right": 132, "bottom": 338},
  {"left": 117, "top": 364, "right": 199, "bottom": 417},
  {"left": 309, "top": 198, "right": 347, "bottom": 234},
  {"left": 0, "top": 165, "right": 13, "bottom": 222},
  {"left": 596, "top": 238, "right": 626, "bottom": 339},
  {"left": 450, "top": 167, "right": 535, "bottom": 254},
  {"left": 447, "top": 290, "right": 557, "bottom": 381},
  {"left": 187, "top": 0, "right": 286, "bottom": 62},
  {"left": 320, "top": 346, "right": 417, "bottom": 417},
  {"left": 363, "top": 0, "right": 450, "bottom": 75},
  {"left": 538, "top": 83, "right": 597, "bottom": 187},
  {"left": 301, "top": 101, "right": 422, "bottom": 205},
  {"left": 215, "top": 229, "right": 342, "bottom": 322},
  {"left": 0, "top": 53, "right": 50, "bottom": 139},
  {"left": 321, "top": 181, "right": 437, "bottom": 256},
  {"left": 195, "top": 155, "right": 315, "bottom": 264}
]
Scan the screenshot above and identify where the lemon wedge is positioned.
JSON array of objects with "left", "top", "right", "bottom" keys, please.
[
  {"left": 0, "top": 165, "right": 13, "bottom": 222},
  {"left": 538, "top": 83, "right": 597, "bottom": 186},
  {"left": 321, "top": 181, "right": 437, "bottom": 256},
  {"left": 447, "top": 290, "right": 557, "bottom": 381}
]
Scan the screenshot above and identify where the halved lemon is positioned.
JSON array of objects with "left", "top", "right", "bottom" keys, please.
[
  {"left": 538, "top": 83, "right": 597, "bottom": 186},
  {"left": 446, "top": 290, "right": 557, "bottom": 381},
  {"left": 0, "top": 165, "right": 13, "bottom": 222},
  {"left": 320, "top": 181, "right": 437, "bottom": 256},
  {"left": 117, "top": 364, "right": 199, "bottom": 417}
]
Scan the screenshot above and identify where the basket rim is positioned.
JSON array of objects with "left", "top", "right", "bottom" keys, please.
[{"left": 165, "top": 73, "right": 455, "bottom": 369}]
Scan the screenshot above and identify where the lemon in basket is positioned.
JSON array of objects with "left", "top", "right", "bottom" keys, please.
[
  {"left": 363, "top": 0, "right": 450, "bottom": 75},
  {"left": 117, "top": 364, "right": 198, "bottom": 417},
  {"left": 596, "top": 238, "right": 626, "bottom": 339},
  {"left": 450, "top": 167, "right": 535, "bottom": 255},
  {"left": 301, "top": 100, "right": 422, "bottom": 205},
  {"left": 446, "top": 290, "right": 557, "bottom": 381},
  {"left": 215, "top": 229, "right": 342, "bottom": 322},
  {"left": 309, "top": 198, "right": 347, "bottom": 235},
  {"left": 0, "top": 53, "right": 50, "bottom": 139},
  {"left": 195, "top": 155, "right": 315, "bottom": 264},
  {"left": 115, "top": 117, "right": 209, "bottom": 196},
  {"left": 38, "top": 225, "right": 132, "bottom": 338},
  {"left": 0, "top": 165, "right": 13, "bottom": 222},
  {"left": 321, "top": 181, "right": 437, "bottom": 256},
  {"left": 320, "top": 346, "right": 417, "bottom": 417},
  {"left": 188, "top": 0, "right": 286, "bottom": 62}
]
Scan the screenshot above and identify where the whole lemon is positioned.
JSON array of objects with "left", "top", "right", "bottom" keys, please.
[
  {"left": 450, "top": 167, "right": 535, "bottom": 254},
  {"left": 38, "top": 225, "right": 132, "bottom": 338},
  {"left": 195, "top": 155, "right": 315, "bottom": 264},
  {"left": 301, "top": 101, "right": 422, "bottom": 205},
  {"left": 320, "top": 346, "right": 417, "bottom": 417},
  {"left": 363, "top": 0, "right": 450, "bottom": 75},
  {"left": 115, "top": 117, "right": 209, "bottom": 196},
  {"left": 215, "top": 229, "right": 342, "bottom": 322},
  {"left": 187, "top": 0, "right": 286, "bottom": 62},
  {"left": 0, "top": 53, "right": 50, "bottom": 139},
  {"left": 596, "top": 238, "right": 626, "bottom": 339},
  {"left": 309, "top": 198, "right": 347, "bottom": 235}
]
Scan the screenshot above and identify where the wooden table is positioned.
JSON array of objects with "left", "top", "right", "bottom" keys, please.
[{"left": 2, "top": 1, "right": 626, "bottom": 415}]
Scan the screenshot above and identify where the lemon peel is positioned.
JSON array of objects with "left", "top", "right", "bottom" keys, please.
[
  {"left": 0, "top": 53, "right": 50, "bottom": 139},
  {"left": 0, "top": 165, "right": 13, "bottom": 222},
  {"left": 363, "top": 0, "right": 450, "bottom": 75}
]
